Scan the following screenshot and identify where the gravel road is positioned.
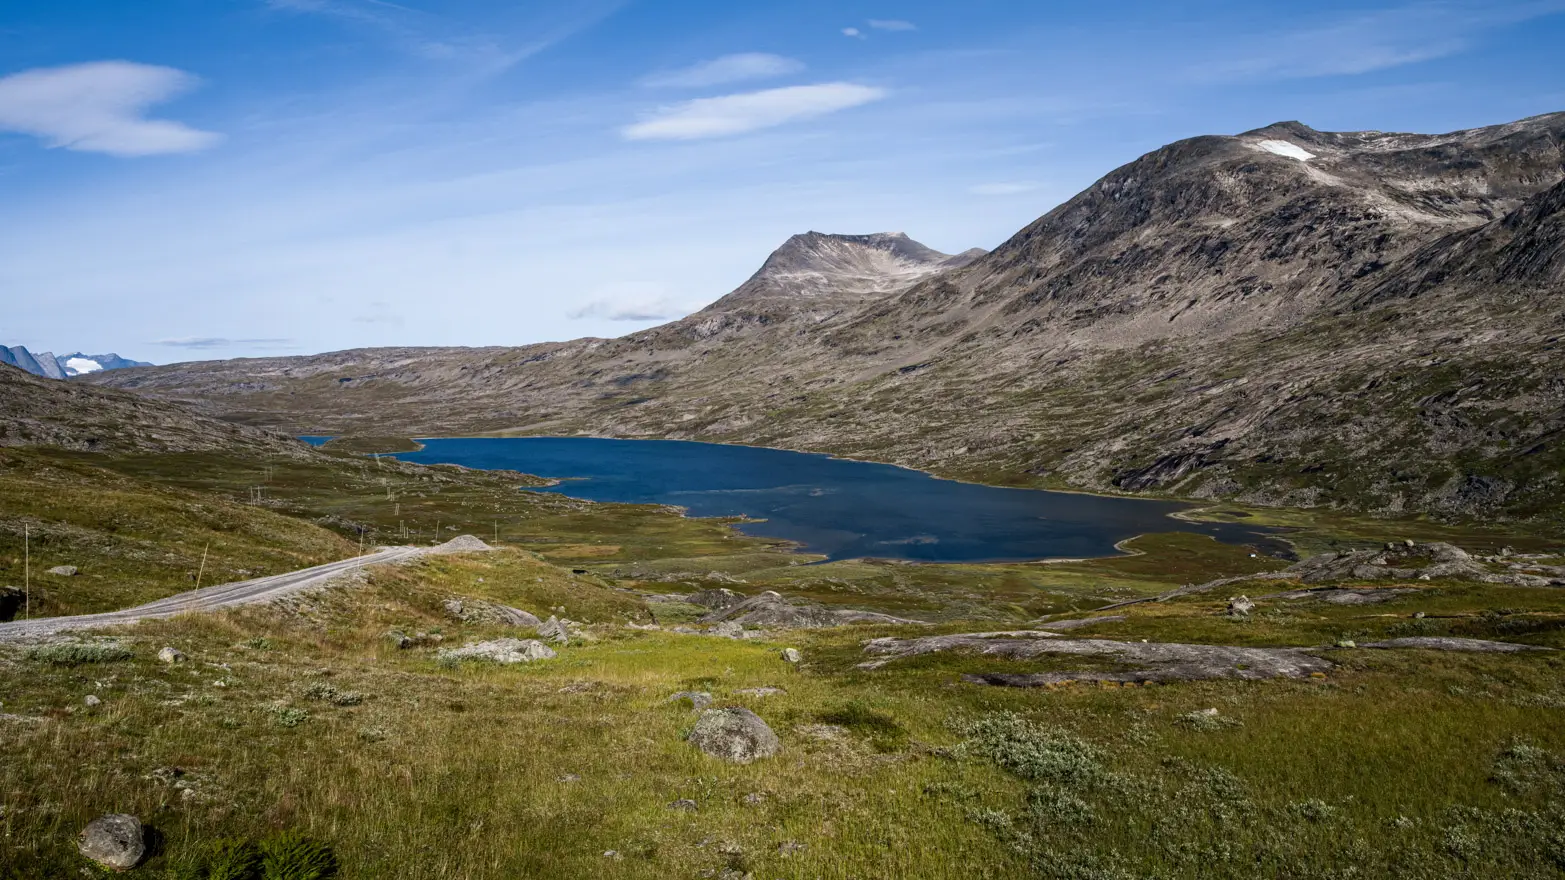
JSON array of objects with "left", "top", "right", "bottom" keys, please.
[{"left": 0, "top": 546, "right": 424, "bottom": 641}]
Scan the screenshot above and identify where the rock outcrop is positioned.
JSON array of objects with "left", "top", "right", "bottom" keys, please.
[{"left": 437, "top": 639, "right": 556, "bottom": 664}]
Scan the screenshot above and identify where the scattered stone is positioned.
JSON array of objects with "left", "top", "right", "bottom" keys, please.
[
  {"left": 157, "top": 647, "right": 187, "bottom": 664},
  {"left": 1227, "top": 596, "right": 1255, "bottom": 617},
  {"left": 84, "top": 694, "right": 101, "bottom": 708},
  {"left": 688, "top": 708, "right": 782, "bottom": 763},
  {"left": 437, "top": 638, "right": 556, "bottom": 664},
  {"left": 385, "top": 629, "right": 441, "bottom": 650},
  {"left": 668, "top": 798, "right": 699, "bottom": 812},
  {"left": 1360, "top": 637, "right": 1551, "bottom": 653},
  {"left": 1036, "top": 615, "right": 1127, "bottom": 631},
  {"left": 742, "top": 792, "right": 767, "bottom": 806},
  {"left": 1267, "top": 587, "right": 1422, "bottom": 606},
  {"left": 538, "top": 616, "right": 571, "bottom": 644},
  {"left": 781, "top": 647, "right": 803, "bottom": 664},
  {"left": 78, "top": 814, "right": 146, "bottom": 871},
  {"left": 1413, "top": 612, "right": 1427, "bottom": 619},
  {"left": 603, "top": 850, "right": 622, "bottom": 860},
  {"left": 48, "top": 565, "right": 79, "bottom": 577},
  {"left": 557, "top": 773, "right": 581, "bottom": 783},
  {"left": 778, "top": 841, "right": 807, "bottom": 855},
  {"left": 736, "top": 686, "right": 786, "bottom": 697},
  {"left": 443, "top": 598, "right": 541, "bottom": 627},
  {"left": 666, "top": 691, "right": 714, "bottom": 710},
  {"left": 428, "top": 535, "right": 494, "bottom": 555},
  {"left": 710, "top": 621, "right": 747, "bottom": 639}
]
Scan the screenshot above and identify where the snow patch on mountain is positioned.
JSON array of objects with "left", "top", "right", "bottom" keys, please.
[
  {"left": 1254, "top": 140, "right": 1316, "bottom": 161},
  {"left": 64, "top": 357, "right": 104, "bottom": 375}
]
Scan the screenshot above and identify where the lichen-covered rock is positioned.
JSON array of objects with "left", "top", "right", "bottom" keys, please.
[
  {"left": 687, "top": 588, "right": 745, "bottom": 609},
  {"left": 158, "top": 646, "right": 187, "bottom": 664},
  {"left": 688, "top": 708, "right": 781, "bottom": 763},
  {"left": 781, "top": 648, "right": 802, "bottom": 664},
  {"left": 48, "top": 565, "right": 79, "bottom": 577},
  {"left": 666, "top": 691, "right": 713, "bottom": 710},
  {"left": 1227, "top": 596, "right": 1255, "bottom": 617},
  {"left": 78, "top": 814, "right": 145, "bottom": 871},
  {"left": 438, "top": 638, "right": 556, "bottom": 664}
]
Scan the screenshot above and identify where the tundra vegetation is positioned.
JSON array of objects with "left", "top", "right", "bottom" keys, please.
[{"left": 3, "top": 444, "right": 1564, "bottom": 878}]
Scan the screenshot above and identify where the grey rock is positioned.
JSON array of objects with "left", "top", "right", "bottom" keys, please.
[
  {"left": 781, "top": 647, "right": 802, "bottom": 664},
  {"left": 428, "top": 535, "right": 494, "bottom": 555},
  {"left": 1227, "top": 596, "right": 1255, "bottom": 617},
  {"left": 688, "top": 707, "right": 782, "bottom": 763},
  {"left": 538, "top": 616, "right": 571, "bottom": 644},
  {"left": 666, "top": 691, "right": 713, "bottom": 710},
  {"left": 687, "top": 588, "right": 745, "bottom": 609},
  {"left": 443, "top": 598, "right": 542, "bottom": 627},
  {"left": 701, "top": 590, "right": 919, "bottom": 629},
  {"left": 77, "top": 814, "right": 146, "bottom": 871},
  {"left": 736, "top": 686, "right": 786, "bottom": 697},
  {"left": 668, "top": 798, "right": 699, "bottom": 812},
  {"left": 863, "top": 630, "right": 1334, "bottom": 683},
  {"left": 1360, "top": 637, "right": 1550, "bottom": 653},
  {"left": 437, "top": 638, "right": 556, "bottom": 664},
  {"left": 710, "top": 621, "right": 746, "bottom": 639},
  {"left": 84, "top": 694, "right": 101, "bottom": 707},
  {"left": 157, "top": 646, "right": 187, "bottom": 664},
  {"left": 47, "top": 565, "right": 78, "bottom": 577}
]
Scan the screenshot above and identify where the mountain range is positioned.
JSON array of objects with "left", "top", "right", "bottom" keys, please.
[
  {"left": 0, "top": 346, "right": 150, "bottom": 379},
  {"left": 88, "top": 111, "right": 1565, "bottom": 519}
]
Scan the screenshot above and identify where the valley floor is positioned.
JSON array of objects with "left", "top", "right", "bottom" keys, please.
[{"left": 2, "top": 446, "right": 1563, "bottom": 878}]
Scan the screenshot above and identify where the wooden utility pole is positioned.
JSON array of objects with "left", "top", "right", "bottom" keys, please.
[
  {"left": 195, "top": 541, "right": 210, "bottom": 590},
  {"left": 23, "top": 524, "right": 30, "bottom": 621}
]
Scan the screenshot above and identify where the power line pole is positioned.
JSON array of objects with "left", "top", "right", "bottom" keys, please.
[
  {"left": 195, "top": 541, "right": 210, "bottom": 591},
  {"left": 23, "top": 524, "right": 30, "bottom": 621}
]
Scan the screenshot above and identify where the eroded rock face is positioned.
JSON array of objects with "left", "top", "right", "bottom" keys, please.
[
  {"left": 437, "top": 638, "right": 556, "bottom": 664},
  {"left": 78, "top": 814, "right": 146, "bottom": 871},
  {"left": 688, "top": 708, "right": 781, "bottom": 763}
]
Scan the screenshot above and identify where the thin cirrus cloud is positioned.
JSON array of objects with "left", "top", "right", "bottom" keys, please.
[
  {"left": 568, "top": 294, "right": 697, "bottom": 322},
  {"left": 622, "top": 82, "right": 888, "bottom": 141},
  {"left": 153, "top": 337, "right": 295, "bottom": 350},
  {"left": 640, "top": 53, "right": 805, "bottom": 89},
  {"left": 0, "top": 61, "right": 221, "bottom": 157}
]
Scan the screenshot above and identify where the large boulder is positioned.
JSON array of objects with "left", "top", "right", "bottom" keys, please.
[
  {"left": 48, "top": 565, "right": 79, "bottom": 577},
  {"left": 688, "top": 708, "right": 781, "bottom": 763},
  {"left": 78, "top": 814, "right": 146, "bottom": 871},
  {"left": 437, "top": 639, "right": 556, "bottom": 664},
  {"left": 701, "top": 591, "right": 917, "bottom": 629},
  {"left": 443, "top": 598, "right": 542, "bottom": 627},
  {"left": 157, "top": 647, "right": 187, "bottom": 664}
]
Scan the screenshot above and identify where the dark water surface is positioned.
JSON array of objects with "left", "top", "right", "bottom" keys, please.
[
  {"left": 336, "top": 437, "right": 1281, "bottom": 563},
  {"left": 355, "top": 435, "right": 1283, "bottom": 560}
]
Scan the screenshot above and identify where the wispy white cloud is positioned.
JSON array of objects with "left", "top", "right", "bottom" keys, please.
[
  {"left": 1187, "top": 1, "right": 1565, "bottom": 82},
  {"left": 0, "top": 62, "right": 221, "bottom": 157},
  {"left": 640, "top": 53, "right": 805, "bottom": 89},
  {"left": 868, "top": 19, "right": 917, "bottom": 31},
  {"left": 622, "top": 82, "right": 887, "bottom": 141},
  {"left": 968, "top": 181, "right": 1041, "bottom": 196},
  {"left": 842, "top": 27, "right": 863, "bottom": 38},
  {"left": 153, "top": 336, "right": 295, "bottom": 349},
  {"left": 568, "top": 285, "right": 699, "bottom": 322}
]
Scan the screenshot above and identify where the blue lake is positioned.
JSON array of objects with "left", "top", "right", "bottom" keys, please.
[{"left": 318, "top": 436, "right": 1285, "bottom": 564}]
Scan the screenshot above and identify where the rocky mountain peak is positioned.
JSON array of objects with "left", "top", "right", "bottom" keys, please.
[{"left": 727, "top": 231, "right": 978, "bottom": 304}]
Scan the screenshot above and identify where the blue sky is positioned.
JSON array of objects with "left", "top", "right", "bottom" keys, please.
[{"left": 2, "top": 0, "right": 1563, "bottom": 363}]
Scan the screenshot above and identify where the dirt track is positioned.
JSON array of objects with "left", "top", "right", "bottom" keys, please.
[{"left": 0, "top": 546, "right": 423, "bottom": 641}]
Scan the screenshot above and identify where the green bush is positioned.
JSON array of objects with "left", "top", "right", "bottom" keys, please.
[
  {"left": 22, "top": 641, "right": 132, "bottom": 665},
  {"left": 259, "top": 831, "right": 338, "bottom": 880},
  {"left": 956, "top": 712, "right": 1103, "bottom": 787}
]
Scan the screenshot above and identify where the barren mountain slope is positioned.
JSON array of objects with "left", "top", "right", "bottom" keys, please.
[
  {"left": 0, "top": 363, "right": 316, "bottom": 457},
  {"left": 89, "top": 113, "right": 1565, "bottom": 518}
]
